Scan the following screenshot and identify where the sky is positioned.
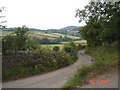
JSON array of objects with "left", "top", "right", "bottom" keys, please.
[{"left": 0, "top": 0, "right": 90, "bottom": 29}]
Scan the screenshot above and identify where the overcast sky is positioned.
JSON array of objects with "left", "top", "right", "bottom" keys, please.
[{"left": 0, "top": 0, "right": 90, "bottom": 29}]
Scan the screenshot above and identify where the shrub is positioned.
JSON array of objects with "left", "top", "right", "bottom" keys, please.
[
  {"left": 38, "top": 38, "right": 50, "bottom": 44},
  {"left": 63, "top": 41, "right": 77, "bottom": 54},
  {"left": 53, "top": 46, "right": 60, "bottom": 51},
  {"left": 63, "top": 41, "right": 80, "bottom": 65},
  {"left": 64, "top": 46, "right": 73, "bottom": 53},
  {"left": 111, "top": 40, "right": 118, "bottom": 49},
  {"left": 2, "top": 46, "right": 74, "bottom": 81},
  {"left": 77, "top": 44, "right": 86, "bottom": 50}
]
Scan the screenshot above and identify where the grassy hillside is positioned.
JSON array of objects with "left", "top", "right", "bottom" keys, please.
[
  {"left": 2, "top": 26, "right": 81, "bottom": 40},
  {"left": 2, "top": 30, "right": 80, "bottom": 40},
  {"left": 29, "top": 33, "right": 56, "bottom": 39}
]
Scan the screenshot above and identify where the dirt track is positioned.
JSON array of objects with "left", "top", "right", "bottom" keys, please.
[{"left": 2, "top": 50, "right": 92, "bottom": 88}]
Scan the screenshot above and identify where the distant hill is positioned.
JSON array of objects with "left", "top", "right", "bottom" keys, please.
[
  {"left": 3, "top": 26, "right": 80, "bottom": 31},
  {"left": 59, "top": 26, "right": 80, "bottom": 31},
  {"left": 2, "top": 26, "right": 82, "bottom": 38}
]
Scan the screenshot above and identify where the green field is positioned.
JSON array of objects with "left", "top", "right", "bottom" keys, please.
[
  {"left": 51, "top": 33, "right": 80, "bottom": 39},
  {"left": 62, "top": 40, "right": 87, "bottom": 45},
  {"left": 29, "top": 33, "right": 56, "bottom": 39},
  {"left": 2, "top": 31, "right": 80, "bottom": 40},
  {"left": 41, "top": 44, "right": 64, "bottom": 49},
  {"left": 2, "top": 31, "right": 13, "bottom": 36},
  {"left": 30, "top": 32, "right": 80, "bottom": 40},
  {"left": 41, "top": 40, "right": 87, "bottom": 49}
]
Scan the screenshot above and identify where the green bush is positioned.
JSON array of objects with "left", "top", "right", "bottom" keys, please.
[
  {"left": 77, "top": 44, "right": 86, "bottom": 50},
  {"left": 64, "top": 46, "right": 73, "bottom": 53},
  {"left": 2, "top": 35, "right": 16, "bottom": 53},
  {"left": 63, "top": 41, "right": 77, "bottom": 54},
  {"left": 111, "top": 40, "right": 119, "bottom": 49},
  {"left": 53, "top": 46, "right": 60, "bottom": 51}
]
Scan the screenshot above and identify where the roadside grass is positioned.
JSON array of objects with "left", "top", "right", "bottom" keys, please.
[
  {"left": 63, "top": 45, "right": 118, "bottom": 89},
  {"left": 63, "top": 65, "right": 92, "bottom": 89}
]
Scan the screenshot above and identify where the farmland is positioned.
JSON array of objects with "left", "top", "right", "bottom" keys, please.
[
  {"left": 2, "top": 29, "right": 86, "bottom": 49},
  {"left": 2, "top": 30, "right": 80, "bottom": 40},
  {"left": 41, "top": 40, "right": 87, "bottom": 49},
  {"left": 62, "top": 40, "right": 87, "bottom": 45},
  {"left": 2, "top": 31, "right": 14, "bottom": 36}
]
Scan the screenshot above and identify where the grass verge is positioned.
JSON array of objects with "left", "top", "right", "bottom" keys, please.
[{"left": 63, "top": 45, "right": 118, "bottom": 89}]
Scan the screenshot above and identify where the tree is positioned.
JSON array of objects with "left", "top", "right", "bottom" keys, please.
[
  {"left": 2, "top": 35, "right": 16, "bottom": 53},
  {"left": 14, "top": 26, "right": 29, "bottom": 50},
  {"left": 64, "top": 41, "right": 76, "bottom": 54},
  {"left": 39, "top": 38, "right": 50, "bottom": 44},
  {"left": 2, "top": 26, "right": 29, "bottom": 53},
  {"left": 1, "top": 7, "right": 6, "bottom": 54},
  {"left": 76, "top": 1, "right": 120, "bottom": 47},
  {"left": 0, "top": 7, "right": 6, "bottom": 28}
]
